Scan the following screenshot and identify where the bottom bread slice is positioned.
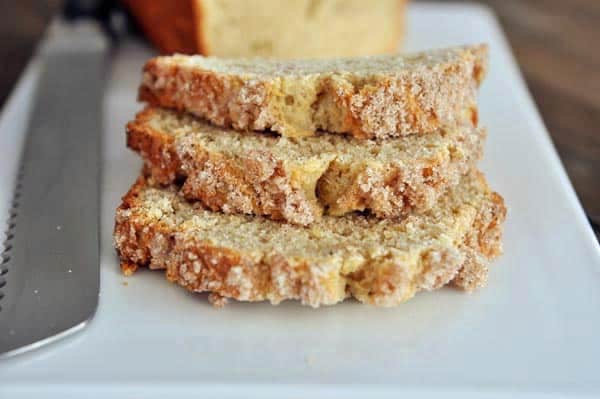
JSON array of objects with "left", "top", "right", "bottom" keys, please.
[{"left": 114, "top": 170, "right": 506, "bottom": 307}]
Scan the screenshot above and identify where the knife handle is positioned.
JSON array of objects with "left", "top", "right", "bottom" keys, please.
[{"left": 63, "top": 0, "right": 131, "bottom": 42}]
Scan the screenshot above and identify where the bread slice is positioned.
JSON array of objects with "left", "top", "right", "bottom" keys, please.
[
  {"left": 128, "top": 107, "right": 485, "bottom": 225},
  {"left": 114, "top": 171, "right": 506, "bottom": 308},
  {"left": 139, "top": 44, "right": 488, "bottom": 139},
  {"left": 123, "top": 0, "right": 407, "bottom": 59}
]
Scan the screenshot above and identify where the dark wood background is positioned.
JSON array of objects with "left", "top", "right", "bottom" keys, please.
[{"left": 1, "top": 0, "right": 598, "bottom": 239}]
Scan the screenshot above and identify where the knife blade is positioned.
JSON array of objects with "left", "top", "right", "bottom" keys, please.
[{"left": 0, "top": 20, "right": 107, "bottom": 357}]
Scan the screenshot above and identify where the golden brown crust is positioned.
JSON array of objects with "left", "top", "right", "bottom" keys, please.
[
  {"left": 139, "top": 45, "right": 488, "bottom": 139},
  {"left": 113, "top": 172, "right": 506, "bottom": 307},
  {"left": 127, "top": 107, "right": 485, "bottom": 225},
  {"left": 122, "top": 0, "right": 198, "bottom": 54},
  {"left": 190, "top": 0, "right": 208, "bottom": 55}
]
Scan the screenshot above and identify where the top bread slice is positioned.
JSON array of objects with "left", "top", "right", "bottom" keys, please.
[
  {"left": 139, "top": 44, "right": 488, "bottom": 139},
  {"left": 114, "top": 170, "right": 506, "bottom": 307}
]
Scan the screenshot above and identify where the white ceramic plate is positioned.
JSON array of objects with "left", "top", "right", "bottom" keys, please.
[{"left": 1, "top": 3, "right": 599, "bottom": 398}]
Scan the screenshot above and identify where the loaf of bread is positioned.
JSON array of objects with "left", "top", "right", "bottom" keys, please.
[
  {"left": 122, "top": 0, "right": 407, "bottom": 58},
  {"left": 139, "top": 45, "right": 487, "bottom": 139},
  {"left": 128, "top": 107, "right": 485, "bottom": 225},
  {"left": 114, "top": 171, "right": 506, "bottom": 307}
]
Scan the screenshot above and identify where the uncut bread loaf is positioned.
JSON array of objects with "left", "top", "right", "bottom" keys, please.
[
  {"left": 114, "top": 171, "right": 506, "bottom": 308},
  {"left": 128, "top": 107, "right": 485, "bottom": 225},
  {"left": 122, "top": 0, "right": 407, "bottom": 58},
  {"left": 139, "top": 45, "right": 488, "bottom": 139}
]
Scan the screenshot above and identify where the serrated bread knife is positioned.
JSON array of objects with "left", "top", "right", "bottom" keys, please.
[{"left": 0, "top": 19, "right": 107, "bottom": 357}]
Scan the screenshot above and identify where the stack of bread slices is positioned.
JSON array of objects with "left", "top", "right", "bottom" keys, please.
[{"left": 114, "top": 45, "right": 506, "bottom": 308}]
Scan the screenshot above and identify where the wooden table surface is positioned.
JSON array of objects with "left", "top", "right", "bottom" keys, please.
[{"left": 1, "top": 0, "right": 598, "bottom": 239}]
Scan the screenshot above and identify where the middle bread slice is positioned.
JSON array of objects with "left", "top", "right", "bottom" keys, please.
[{"left": 128, "top": 107, "right": 485, "bottom": 225}]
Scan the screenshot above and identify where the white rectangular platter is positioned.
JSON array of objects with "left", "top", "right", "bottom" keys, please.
[{"left": 0, "top": 3, "right": 599, "bottom": 398}]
